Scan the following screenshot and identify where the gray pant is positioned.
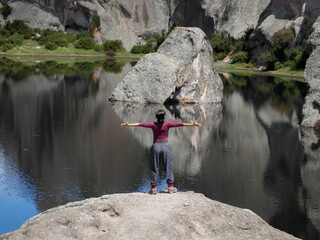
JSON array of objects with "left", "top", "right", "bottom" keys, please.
[{"left": 150, "top": 141, "right": 174, "bottom": 185}]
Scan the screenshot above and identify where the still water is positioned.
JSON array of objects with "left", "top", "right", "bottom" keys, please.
[{"left": 0, "top": 57, "right": 319, "bottom": 239}]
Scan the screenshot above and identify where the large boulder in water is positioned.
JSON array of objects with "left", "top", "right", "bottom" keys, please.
[{"left": 109, "top": 27, "right": 223, "bottom": 104}]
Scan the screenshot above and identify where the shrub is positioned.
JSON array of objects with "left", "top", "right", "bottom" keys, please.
[
  {"left": 214, "top": 52, "right": 228, "bottom": 61},
  {"left": 94, "top": 44, "right": 104, "bottom": 53},
  {"left": 53, "top": 37, "right": 68, "bottom": 47},
  {"left": 210, "top": 33, "right": 234, "bottom": 54},
  {"left": 274, "top": 61, "right": 284, "bottom": 70},
  {"left": 103, "top": 39, "right": 124, "bottom": 52},
  {"left": 106, "top": 50, "right": 115, "bottom": 56},
  {"left": 259, "top": 51, "right": 276, "bottom": 70},
  {"left": 1, "top": 43, "right": 13, "bottom": 52},
  {"left": 63, "top": 33, "right": 77, "bottom": 44},
  {"left": 272, "top": 29, "right": 295, "bottom": 61},
  {"left": 231, "top": 40, "right": 246, "bottom": 52},
  {"left": 75, "top": 37, "right": 96, "bottom": 50},
  {"left": 0, "top": 0, "right": 12, "bottom": 21},
  {"left": 0, "top": 28, "right": 10, "bottom": 37},
  {"left": 8, "top": 33, "right": 23, "bottom": 46},
  {"left": 36, "top": 31, "right": 76, "bottom": 47},
  {"left": 286, "top": 46, "right": 309, "bottom": 70},
  {"left": 45, "top": 41, "right": 58, "bottom": 50},
  {"left": 130, "top": 43, "right": 155, "bottom": 54},
  {"left": 77, "top": 32, "right": 93, "bottom": 40},
  {"left": 5, "top": 20, "right": 34, "bottom": 39},
  {"left": 155, "top": 34, "right": 167, "bottom": 50},
  {"left": 232, "top": 51, "right": 248, "bottom": 63}
]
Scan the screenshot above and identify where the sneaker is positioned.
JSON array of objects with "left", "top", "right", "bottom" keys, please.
[
  {"left": 168, "top": 187, "right": 177, "bottom": 194},
  {"left": 149, "top": 188, "right": 157, "bottom": 195}
]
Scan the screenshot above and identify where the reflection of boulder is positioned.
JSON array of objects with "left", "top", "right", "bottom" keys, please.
[
  {"left": 110, "top": 27, "right": 223, "bottom": 104},
  {"left": 0, "top": 64, "right": 153, "bottom": 212},
  {"left": 111, "top": 102, "right": 222, "bottom": 176}
]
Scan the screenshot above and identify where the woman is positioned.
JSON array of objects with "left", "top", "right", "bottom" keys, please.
[{"left": 121, "top": 109, "right": 201, "bottom": 194}]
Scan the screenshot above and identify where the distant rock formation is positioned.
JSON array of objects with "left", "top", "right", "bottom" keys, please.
[
  {"left": 2, "top": 0, "right": 320, "bottom": 53},
  {"left": 0, "top": 192, "right": 299, "bottom": 240},
  {"left": 109, "top": 27, "right": 223, "bottom": 104},
  {"left": 249, "top": 0, "right": 320, "bottom": 61}
]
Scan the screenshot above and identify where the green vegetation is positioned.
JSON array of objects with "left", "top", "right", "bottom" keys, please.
[
  {"left": 258, "top": 29, "right": 309, "bottom": 71},
  {"left": 0, "top": 19, "right": 141, "bottom": 58},
  {"left": 0, "top": 0, "right": 12, "bottom": 22},
  {"left": 211, "top": 27, "right": 309, "bottom": 73},
  {"left": 210, "top": 28, "right": 253, "bottom": 62},
  {"left": 231, "top": 51, "right": 248, "bottom": 63},
  {"left": 130, "top": 27, "right": 175, "bottom": 54},
  {"left": 75, "top": 37, "right": 96, "bottom": 50},
  {"left": 130, "top": 43, "right": 155, "bottom": 54},
  {"left": 103, "top": 40, "right": 125, "bottom": 53}
]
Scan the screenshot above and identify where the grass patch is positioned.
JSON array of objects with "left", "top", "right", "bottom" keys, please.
[
  {"left": 216, "top": 61, "right": 304, "bottom": 81},
  {"left": 1, "top": 39, "right": 142, "bottom": 58}
]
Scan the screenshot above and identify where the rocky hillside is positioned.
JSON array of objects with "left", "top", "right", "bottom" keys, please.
[
  {"left": 1, "top": 0, "right": 319, "bottom": 51},
  {"left": 0, "top": 192, "right": 299, "bottom": 240}
]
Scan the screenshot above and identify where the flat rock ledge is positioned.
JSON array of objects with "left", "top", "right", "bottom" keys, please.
[{"left": 1, "top": 192, "right": 298, "bottom": 240}]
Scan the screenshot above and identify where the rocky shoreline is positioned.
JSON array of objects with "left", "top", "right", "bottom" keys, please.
[{"left": 0, "top": 192, "right": 299, "bottom": 240}]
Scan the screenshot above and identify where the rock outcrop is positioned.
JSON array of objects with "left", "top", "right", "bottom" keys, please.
[
  {"left": 2, "top": 0, "right": 171, "bottom": 50},
  {"left": 109, "top": 27, "right": 223, "bottom": 104},
  {"left": 301, "top": 17, "right": 320, "bottom": 128},
  {"left": 0, "top": 192, "right": 299, "bottom": 240},
  {"left": 1, "top": 1, "right": 64, "bottom": 31},
  {"left": 249, "top": 0, "right": 320, "bottom": 61},
  {"left": 2, "top": 0, "right": 320, "bottom": 53}
]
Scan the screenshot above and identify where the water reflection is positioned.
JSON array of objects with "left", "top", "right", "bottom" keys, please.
[
  {"left": 0, "top": 59, "right": 319, "bottom": 239},
  {"left": 111, "top": 102, "right": 222, "bottom": 177}
]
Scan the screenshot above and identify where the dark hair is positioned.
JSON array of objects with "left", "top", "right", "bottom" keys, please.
[{"left": 156, "top": 109, "right": 166, "bottom": 124}]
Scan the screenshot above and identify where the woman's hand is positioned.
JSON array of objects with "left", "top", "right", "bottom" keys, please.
[
  {"left": 121, "top": 122, "right": 129, "bottom": 127},
  {"left": 121, "top": 123, "right": 140, "bottom": 127},
  {"left": 193, "top": 122, "right": 201, "bottom": 127}
]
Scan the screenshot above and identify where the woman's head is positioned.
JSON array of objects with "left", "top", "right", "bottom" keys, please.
[{"left": 156, "top": 109, "right": 166, "bottom": 124}]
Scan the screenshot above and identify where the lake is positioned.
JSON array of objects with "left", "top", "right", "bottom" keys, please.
[{"left": 0, "top": 57, "right": 319, "bottom": 239}]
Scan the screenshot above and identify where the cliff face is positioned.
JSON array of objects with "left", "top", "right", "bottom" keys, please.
[
  {"left": 2, "top": 0, "right": 320, "bottom": 51},
  {"left": 249, "top": 0, "right": 320, "bottom": 60}
]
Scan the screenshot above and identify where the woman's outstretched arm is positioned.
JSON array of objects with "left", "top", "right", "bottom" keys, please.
[
  {"left": 183, "top": 122, "right": 201, "bottom": 127},
  {"left": 121, "top": 122, "right": 140, "bottom": 127}
]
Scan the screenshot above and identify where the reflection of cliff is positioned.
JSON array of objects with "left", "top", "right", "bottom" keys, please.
[
  {"left": 218, "top": 73, "right": 319, "bottom": 239},
  {"left": 0, "top": 64, "right": 151, "bottom": 212},
  {"left": 111, "top": 102, "right": 222, "bottom": 177},
  {"left": 301, "top": 128, "right": 320, "bottom": 237}
]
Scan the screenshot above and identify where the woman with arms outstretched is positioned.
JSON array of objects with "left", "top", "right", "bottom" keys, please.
[{"left": 121, "top": 109, "right": 201, "bottom": 194}]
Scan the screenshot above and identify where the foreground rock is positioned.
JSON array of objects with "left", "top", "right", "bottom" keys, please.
[
  {"left": 0, "top": 192, "right": 298, "bottom": 240},
  {"left": 109, "top": 27, "right": 223, "bottom": 104}
]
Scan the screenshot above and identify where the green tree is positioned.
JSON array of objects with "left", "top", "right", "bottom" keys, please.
[{"left": 0, "top": 0, "right": 12, "bottom": 22}]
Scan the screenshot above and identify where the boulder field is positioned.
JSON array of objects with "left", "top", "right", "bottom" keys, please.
[
  {"left": 0, "top": 192, "right": 299, "bottom": 240},
  {"left": 109, "top": 27, "right": 223, "bottom": 104}
]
